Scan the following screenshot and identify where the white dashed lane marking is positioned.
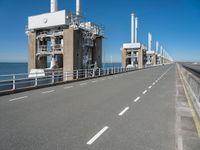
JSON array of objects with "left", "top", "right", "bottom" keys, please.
[
  {"left": 134, "top": 97, "right": 141, "bottom": 102},
  {"left": 87, "top": 126, "right": 109, "bottom": 145},
  {"left": 9, "top": 96, "right": 28, "bottom": 102},
  {"left": 80, "top": 82, "right": 88, "bottom": 86},
  {"left": 42, "top": 90, "right": 55, "bottom": 94},
  {"left": 118, "top": 107, "right": 129, "bottom": 116},
  {"left": 64, "top": 86, "right": 74, "bottom": 89},
  {"left": 142, "top": 90, "right": 147, "bottom": 94}
]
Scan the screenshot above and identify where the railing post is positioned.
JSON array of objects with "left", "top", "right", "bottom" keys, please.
[
  {"left": 12, "top": 75, "right": 16, "bottom": 90},
  {"left": 92, "top": 69, "right": 95, "bottom": 77},
  {"left": 76, "top": 70, "right": 79, "bottom": 79},
  {"left": 85, "top": 69, "right": 87, "bottom": 78},
  {"left": 34, "top": 75, "right": 38, "bottom": 87},
  {"left": 99, "top": 68, "right": 101, "bottom": 76},
  {"left": 52, "top": 72, "right": 55, "bottom": 84},
  {"left": 65, "top": 72, "right": 68, "bottom": 81}
]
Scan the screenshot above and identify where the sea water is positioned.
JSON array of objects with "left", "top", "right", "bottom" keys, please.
[{"left": 0, "top": 62, "right": 121, "bottom": 76}]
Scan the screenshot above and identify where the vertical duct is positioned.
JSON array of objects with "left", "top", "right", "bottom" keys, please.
[
  {"left": 131, "top": 13, "right": 135, "bottom": 43},
  {"left": 148, "top": 32, "right": 152, "bottom": 51},
  {"left": 160, "top": 45, "right": 163, "bottom": 57},
  {"left": 51, "top": 0, "right": 57, "bottom": 13},
  {"left": 76, "top": 0, "right": 81, "bottom": 16},
  {"left": 156, "top": 41, "right": 159, "bottom": 53},
  {"left": 134, "top": 17, "right": 138, "bottom": 43}
]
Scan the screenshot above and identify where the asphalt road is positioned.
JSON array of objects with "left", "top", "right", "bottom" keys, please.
[{"left": 0, "top": 64, "right": 176, "bottom": 150}]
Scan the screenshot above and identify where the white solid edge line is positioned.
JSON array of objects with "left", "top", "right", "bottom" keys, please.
[
  {"left": 64, "top": 86, "right": 74, "bottom": 89},
  {"left": 134, "top": 96, "right": 141, "bottom": 102},
  {"left": 42, "top": 90, "right": 55, "bottom": 94},
  {"left": 9, "top": 96, "right": 28, "bottom": 102},
  {"left": 143, "top": 90, "right": 147, "bottom": 94},
  {"left": 92, "top": 80, "right": 98, "bottom": 83},
  {"left": 87, "top": 126, "right": 109, "bottom": 145},
  {"left": 118, "top": 107, "right": 129, "bottom": 116}
]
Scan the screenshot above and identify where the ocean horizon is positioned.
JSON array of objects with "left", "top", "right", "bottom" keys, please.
[{"left": 0, "top": 62, "right": 122, "bottom": 75}]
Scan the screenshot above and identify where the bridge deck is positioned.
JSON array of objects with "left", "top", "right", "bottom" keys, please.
[{"left": 0, "top": 64, "right": 199, "bottom": 150}]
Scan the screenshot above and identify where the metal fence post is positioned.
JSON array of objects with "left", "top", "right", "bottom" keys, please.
[
  {"left": 99, "top": 68, "right": 101, "bottom": 76},
  {"left": 92, "top": 69, "right": 95, "bottom": 77},
  {"left": 76, "top": 70, "right": 79, "bottom": 79},
  {"left": 85, "top": 69, "right": 87, "bottom": 78},
  {"left": 34, "top": 75, "right": 38, "bottom": 87},
  {"left": 52, "top": 72, "right": 55, "bottom": 84},
  {"left": 12, "top": 75, "right": 16, "bottom": 90},
  {"left": 65, "top": 72, "right": 68, "bottom": 81}
]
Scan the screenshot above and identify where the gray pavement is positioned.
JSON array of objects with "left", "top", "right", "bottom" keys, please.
[{"left": 0, "top": 65, "right": 177, "bottom": 150}]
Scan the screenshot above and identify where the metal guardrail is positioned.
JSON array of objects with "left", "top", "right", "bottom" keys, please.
[
  {"left": 178, "top": 64, "right": 200, "bottom": 118},
  {"left": 0, "top": 67, "right": 136, "bottom": 93},
  {"left": 0, "top": 64, "right": 165, "bottom": 94}
]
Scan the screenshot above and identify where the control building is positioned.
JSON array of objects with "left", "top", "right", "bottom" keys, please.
[
  {"left": 26, "top": 0, "right": 103, "bottom": 80},
  {"left": 121, "top": 13, "right": 147, "bottom": 69},
  {"left": 146, "top": 32, "right": 157, "bottom": 65}
]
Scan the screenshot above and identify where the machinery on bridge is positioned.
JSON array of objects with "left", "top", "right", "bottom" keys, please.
[
  {"left": 26, "top": 0, "right": 103, "bottom": 80},
  {"left": 121, "top": 12, "right": 173, "bottom": 68},
  {"left": 121, "top": 13, "right": 147, "bottom": 69}
]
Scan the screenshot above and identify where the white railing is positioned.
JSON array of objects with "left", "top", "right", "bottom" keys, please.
[
  {"left": 0, "top": 64, "right": 163, "bottom": 94},
  {"left": 0, "top": 67, "right": 135, "bottom": 93}
]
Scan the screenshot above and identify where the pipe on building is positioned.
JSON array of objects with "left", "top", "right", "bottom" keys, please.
[
  {"left": 156, "top": 41, "right": 159, "bottom": 53},
  {"left": 131, "top": 13, "right": 135, "bottom": 43},
  {"left": 76, "top": 0, "right": 81, "bottom": 16},
  {"left": 148, "top": 32, "right": 152, "bottom": 52},
  {"left": 51, "top": 0, "right": 57, "bottom": 13},
  {"left": 134, "top": 17, "right": 138, "bottom": 43},
  {"left": 160, "top": 45, "right": 163, "bottom": 57}
]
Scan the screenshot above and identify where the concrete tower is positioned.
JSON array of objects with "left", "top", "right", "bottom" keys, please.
[
  {"left": 121, "top": 12, "right": 147, "bottom": 69},
  {"left": 27, "top": 0, "right": 103, "bottom": 80}
]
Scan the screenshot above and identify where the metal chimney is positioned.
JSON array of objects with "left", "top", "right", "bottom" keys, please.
[
  {"left": 156, "top": 41, "right": 159, "bottom": 53},
  {"left": 76, "top": 0, "right": 81, "bottom": 16},
  {"left": 131, "top": 13, "right": 135, "bottom": 43},
  {"left": 51, "top": 0, "right": 57, "bottom": 13},
  {"left": 160, "top": 45, "right": 163, "bottom": 57},
  {"left": 134, "top": 17, "right": 138, "bottom": 43},
  {"left": 148, "top": 32, "right": 152, "bottom": 51}
]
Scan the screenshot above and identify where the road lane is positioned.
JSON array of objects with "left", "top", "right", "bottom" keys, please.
[{"left": 0, "top": 65, "right": 174, "bottom": 150}]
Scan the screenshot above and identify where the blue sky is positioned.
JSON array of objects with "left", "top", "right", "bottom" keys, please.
[{"left": 0, "top": 0, "right": 199, "bottom": 62}]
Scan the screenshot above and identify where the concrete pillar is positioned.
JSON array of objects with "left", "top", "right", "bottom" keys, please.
[
  {"left": 152, "top": 54, "right": 156, "bottom": 65},
  {"left": 63, "top": 29, "right": 78, "bottom": 80},
  {"left": 138, "top": 48, "right": 144, "bottom": 69},
  {"left": 121, "top": 49, "right": 127, "bottom": 68},
  {"left": 28, "top": 32, "right": 36, "bottom": 73}
]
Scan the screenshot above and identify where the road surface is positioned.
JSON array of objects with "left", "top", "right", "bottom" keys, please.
[{"left": 0, "top": 64, "right": 176, "bottom": 150}]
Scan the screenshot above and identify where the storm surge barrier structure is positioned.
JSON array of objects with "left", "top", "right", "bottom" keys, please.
[{"left": 178, "top": 64, "right": 200, "bottom": 119}]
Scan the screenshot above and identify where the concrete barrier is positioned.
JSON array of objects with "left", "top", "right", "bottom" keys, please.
[{"left": 177, "top": 64, "right": 200, "bottom": 119}]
